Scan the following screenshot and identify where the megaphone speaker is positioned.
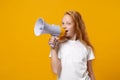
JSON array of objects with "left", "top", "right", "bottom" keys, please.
[{"left": 34, "top": 18, "right": 65, "bottom": 37}]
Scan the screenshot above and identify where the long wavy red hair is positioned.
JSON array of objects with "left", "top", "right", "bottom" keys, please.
[{"left": 64, "top": 10, "right": 94, "bottom": 50}]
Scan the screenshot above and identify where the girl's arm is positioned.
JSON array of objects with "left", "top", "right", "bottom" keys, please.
[
  {"left": 49, "top": 36, "right": 61, "bottom": 77},
  {"left": 87, "top": 60, "right": 96, "bottom": 80},
  {"left": 50, "top": 48, "right": 61, "bottom": 76}
]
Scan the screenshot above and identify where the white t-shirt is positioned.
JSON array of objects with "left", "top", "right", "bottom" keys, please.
[{"left": 49, "top": 40, "right": 95, "bottom": 80}]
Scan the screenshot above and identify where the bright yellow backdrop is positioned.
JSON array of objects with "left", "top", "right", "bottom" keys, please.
[{"left": 0, "top": 0, "right": 120, "bottom": 80}]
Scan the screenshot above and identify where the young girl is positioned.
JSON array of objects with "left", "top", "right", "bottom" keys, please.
[{"left": 49, "top": 10, "right": 95, "bottom": 80}]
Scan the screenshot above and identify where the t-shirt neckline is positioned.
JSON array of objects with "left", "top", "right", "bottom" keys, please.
[{"left": 67, "top": 39, "right": 79, "bottom": 43}]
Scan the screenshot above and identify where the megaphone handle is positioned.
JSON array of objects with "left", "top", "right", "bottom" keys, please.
[{"left": 49, "top": 35, "right": 57, "bottom": 49}]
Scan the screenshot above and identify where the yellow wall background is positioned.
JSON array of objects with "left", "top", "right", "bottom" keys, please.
[{"left": 0, "top": 0, "right": 120, "bottom": 80}]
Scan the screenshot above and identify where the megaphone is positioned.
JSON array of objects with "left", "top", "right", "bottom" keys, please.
[{"left": 34, "top": 18, "right": 65, "bottom": 38}]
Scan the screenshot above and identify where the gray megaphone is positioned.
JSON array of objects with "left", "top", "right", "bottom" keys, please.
[{"left": 34, "top": 18, "right": 65, "bottom": 37}]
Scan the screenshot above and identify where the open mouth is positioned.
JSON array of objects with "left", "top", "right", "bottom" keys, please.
[{"left": 65, "top": 30, "right": 68, "bottom": 33}]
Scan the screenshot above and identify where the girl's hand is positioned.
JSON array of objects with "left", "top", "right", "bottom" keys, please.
[{"left": 49, "top": 36, "right": 59, "bottom": 50}]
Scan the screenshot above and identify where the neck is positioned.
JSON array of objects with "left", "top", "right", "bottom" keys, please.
[{"left": 69, "top": 33, "right": 77, "bottom": 40}]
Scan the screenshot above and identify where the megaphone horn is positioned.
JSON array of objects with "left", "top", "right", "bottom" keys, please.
[{"left": 34, "top": 18, "right": 65, "bottom": 37}]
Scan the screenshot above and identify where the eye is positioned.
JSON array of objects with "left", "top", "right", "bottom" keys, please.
[{"left": 67, "top": 22, "right": 71, "bottom": 25}]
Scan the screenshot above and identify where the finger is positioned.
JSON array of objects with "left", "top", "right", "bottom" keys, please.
[
  {"left": 55, "top": 36, "right": 59, "bottom": 40},
  {"left": 51, "top": 36, "right": 56, "bottom": 41},
  {"left": 49, "top": 37, "right": 55, "bottom": 42},
  {"left": 49, "top": 42, "right": 55, "bottom": 48}
]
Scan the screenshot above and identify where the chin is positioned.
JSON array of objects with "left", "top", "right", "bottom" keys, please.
[
  {"left": 65, "top": 35, "right": 71, "bottom": 39},
  {"left": 64, "top": 33, "right": 71, "bottom": 38}
]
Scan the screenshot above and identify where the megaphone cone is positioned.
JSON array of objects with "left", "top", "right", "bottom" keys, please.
[{"left": 34, "top": 18, "right": 65, "bottom": 38}]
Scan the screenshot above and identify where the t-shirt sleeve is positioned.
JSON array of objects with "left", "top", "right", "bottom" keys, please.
[
  {"left": 87, "top": 46, "right": 95, "bottom": 60},
  {"left": 49, "top": 49, "right": 61, "bottom": 59}
]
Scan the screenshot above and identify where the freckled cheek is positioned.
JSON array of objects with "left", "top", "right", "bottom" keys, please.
[
  {"left": 70, "top": 26, "right": 75, "bottom": 32},
  {"left": 69, "top": 30, "right": 76, "bottom": 36},
  {"left": 68, "top": 29, "right": 74, "bottom": 36}
]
